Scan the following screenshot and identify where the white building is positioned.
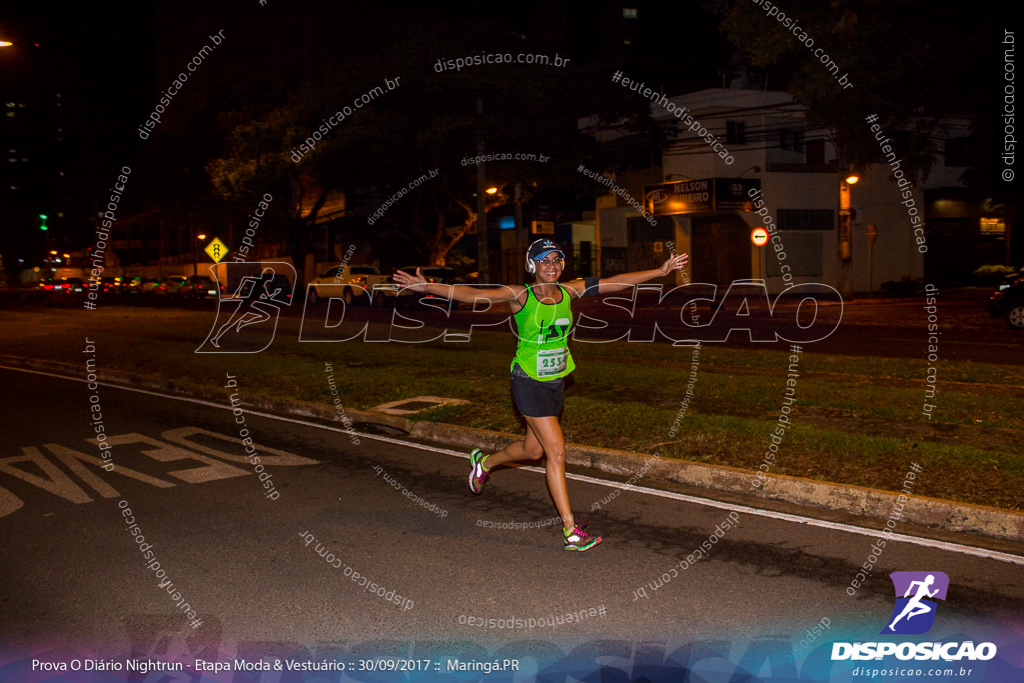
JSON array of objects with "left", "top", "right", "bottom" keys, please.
[{"left": 583, "top": 87, "right": 967, "bottom": 295}]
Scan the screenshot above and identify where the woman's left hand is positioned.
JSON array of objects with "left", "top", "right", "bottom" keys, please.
[{"left": 661, "top": 252, "right": 689, "bottom": 275}]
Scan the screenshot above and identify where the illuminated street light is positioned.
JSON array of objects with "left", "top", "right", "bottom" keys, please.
[
  {"left": 486, "top": 187, "right": 498, "bottom": 195},
  {"left": 845, "top": 174, "right": 860, "bottom": 185},
  {"left": 193, "top": 233, "right": 207, "bottom": 277}
]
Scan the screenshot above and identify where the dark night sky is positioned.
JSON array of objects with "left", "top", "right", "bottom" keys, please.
[
  {"left": 1, "top": 1, "right": 729, "bottom": 180},
  {"left": 1, "top": 2, "right": 156, "bottom": 171},
  {"left": 0, "top": 1, "right": 1013, "bottom": 262}
]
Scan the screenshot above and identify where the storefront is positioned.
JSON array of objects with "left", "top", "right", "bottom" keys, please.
[{"left": 643, "top": 178, "right": 760, "bottom": 284}]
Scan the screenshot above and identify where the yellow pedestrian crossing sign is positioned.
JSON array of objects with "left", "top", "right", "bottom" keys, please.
[{"left": 204, "top": 237, "right": 229, "bottom": 263}]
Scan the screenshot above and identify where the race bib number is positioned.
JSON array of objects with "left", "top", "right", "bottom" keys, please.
[{"left": 537, "top": 348, "right": 568, "bottom": 377}]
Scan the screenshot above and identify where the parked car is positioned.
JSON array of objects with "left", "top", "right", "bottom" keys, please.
[
  {"left": 989, "top": 272, "right": 1024, "bottom": 329},
  {"left": 38, "top": 277, "right": 83, "bottom": 294},
  {"left": 161, "top": 275, "right": 189, "bottom": 297},
  {"left": 230, "top": 271, "right": 293, "bottom": 304},
  {"left": 99, "top": 276, "right": 122, "bottom": 293},
  {"left": 306, "top": 265, "right": 392, "bottom": 306},
  {"left": 139, "top": 278, "right": 165, "bottom": 296},
  {"left": 55, "top": 277, "right": 85, "bottom": 294},
  {"left": 394, "top": 266, "right": 462, "bottom": 309},
  {"left": 178, "top": 275, "right": 222, "bottom": 299},
  {"left": 35, "top": 277, "right": 85, "bottom": 304},
  {"left": 122, "top": 276, "right": 145, "bottom": 294}
]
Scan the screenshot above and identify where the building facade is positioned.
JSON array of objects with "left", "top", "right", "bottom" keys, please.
[{"left": 584, "top": 87, "right": 994, "bottom": 295}]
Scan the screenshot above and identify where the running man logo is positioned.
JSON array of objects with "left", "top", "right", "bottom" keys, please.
[
  {"left": 881, "top": 571, "right": 949, "bottom": 635},
  {"left": 196, "top": 262, "right": 295, "bottom": 353}
]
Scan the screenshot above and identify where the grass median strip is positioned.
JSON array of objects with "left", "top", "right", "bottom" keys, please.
[{"left": 3, "top": 307, "right": 1021, "bottom": 511}]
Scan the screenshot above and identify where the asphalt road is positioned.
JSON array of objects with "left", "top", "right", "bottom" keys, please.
[
  {"left": 10, "top": 283, "right": 1019, "bottom": 364},
  {"left": 2, "top": 366, "right": 1022, "bottom": 679},
  {"left": 287, "top": 287, "right": 1024, "bottom": 368}
]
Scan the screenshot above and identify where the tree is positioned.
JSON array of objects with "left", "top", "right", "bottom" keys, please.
[
  {"left": 709, "top": 0, "right": 1009, "bottom": 196},
  {"left": 206, "top": 5, "right": 664, "bottom": 277}
]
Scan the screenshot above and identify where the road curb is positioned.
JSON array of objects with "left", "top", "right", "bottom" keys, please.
[
  {"left": 4, "top": 354, "right": 1021, "bottom": 544},
  {"left": 410, "top": 421, "right": 1023, "bottom": 544}
]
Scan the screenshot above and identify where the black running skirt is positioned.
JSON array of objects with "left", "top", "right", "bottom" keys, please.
[{"left": 510, "top": 364, "right": 565, "bottom": 418}]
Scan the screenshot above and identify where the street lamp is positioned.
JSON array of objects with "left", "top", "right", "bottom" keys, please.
[
  {"left": 193, "top": 233, "right": 207, "bottom": 277},
  {"left": 482, "top": 182, "right": 528, "bottom": 281},
  {"left": 825, "top": 136, "right": 858, "bottom": 297}
]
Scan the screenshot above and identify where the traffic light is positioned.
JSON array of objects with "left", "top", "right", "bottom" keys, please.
[{"left": 39, "top": 214, "right": 47, "bottom": 230}]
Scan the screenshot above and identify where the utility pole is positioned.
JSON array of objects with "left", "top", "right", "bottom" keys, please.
[
  {"left": 475, "top": 98, "right": 490, "bottom": 282},
  {"left": 514, "top": 181, "right": 525, "bottom": 257}
]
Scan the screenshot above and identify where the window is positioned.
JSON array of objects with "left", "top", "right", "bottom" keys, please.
[
  {"left": 623, "top": 8, "right": 638, "bottom": 18},
  {"left": 727, "top": 121, "right": 746, "bottom": 145},
  {"left": 766, "top": 233, "right": 823, "bottom": 276},
  {"left": 779, "top": 129, "right": 805, "bottom": 153},
  {"left": 777, "top": 209, "right": 834, "bottom": 231},
  {"left": 805, "top": 139, "right": 826, "bottom": 164}
]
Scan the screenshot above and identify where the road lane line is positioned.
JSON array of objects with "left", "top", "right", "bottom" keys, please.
[
  {"left": 5, "top": 364, "right": 1022, "bottom": 565},
  {"left": 879, "top": 337, "right": 1021, "bottom": 347}
]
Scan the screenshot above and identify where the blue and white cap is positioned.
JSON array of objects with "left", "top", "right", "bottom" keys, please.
[{"left": 528, "top": 239, "right": 565, "bottom": 261}]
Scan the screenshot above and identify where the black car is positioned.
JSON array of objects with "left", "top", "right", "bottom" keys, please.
[
  {"left": 989, "top": 273, "right": 1024, "bottom": 329},
  {"left": 395, "top": 266, "right": 462, "bottom": 309},
  {"left": 179, "top": 275, "right": 223, "bottom": 299}
]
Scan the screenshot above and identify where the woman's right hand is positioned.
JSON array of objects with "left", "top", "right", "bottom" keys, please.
[{"left": 392, "top": 268, "right": 428, "bottom": 291}]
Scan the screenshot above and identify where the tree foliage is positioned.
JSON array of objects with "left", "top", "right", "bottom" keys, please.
[
  {"left": 709, "top": 0, "right": 1008, "bottom": 195},
  {"left": 206, "top": 6, "right": 662, "bottom": 274}
]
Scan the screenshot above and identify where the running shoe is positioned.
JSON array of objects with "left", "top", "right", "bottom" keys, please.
[
  {"left": 468, "top": 449, "right": 490, "bottom": 495},
  {"left": 563, "top": 522, "right": 602, "bottom": 551}
]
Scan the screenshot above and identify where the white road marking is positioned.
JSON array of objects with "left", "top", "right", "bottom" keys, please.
[
  {"left": 878, "top": 337, "right": 1021, "bottom": 348},
  {"left": 4, "top": 364, "right": 1023, "bottom": 565},
  {"left": 0, "top": 446, "right": 94, "bottom": 504}
]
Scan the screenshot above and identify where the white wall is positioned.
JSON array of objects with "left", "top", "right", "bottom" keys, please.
[{"left": 588, "top": 87, "right": 935, "bottom": 293}]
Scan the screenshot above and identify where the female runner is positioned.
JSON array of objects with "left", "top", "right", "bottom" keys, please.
[{"left": 393, "top": 238, "right": 688, "bottom": 551}]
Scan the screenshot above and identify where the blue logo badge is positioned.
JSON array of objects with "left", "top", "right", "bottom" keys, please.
[{"left": 881, "top": 571, "right": 949, "bottom": 635}]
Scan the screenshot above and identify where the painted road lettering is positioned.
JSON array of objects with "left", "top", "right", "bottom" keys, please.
[
  {"left": 0, "top": 447, "right": 95, "bottom": 504},
  {"left": 0, "top": 427, "right": 319, "bottom": 517},
  {"left": 96, "top": 433, "right": 253, "bottom": 484}
]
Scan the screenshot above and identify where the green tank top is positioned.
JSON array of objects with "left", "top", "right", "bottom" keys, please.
[{"left": 511, "top": 284, "right": 575, "bottom": 381}]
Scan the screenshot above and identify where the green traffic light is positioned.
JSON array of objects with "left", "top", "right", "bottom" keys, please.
[{"left": 39, "top": 214, "right": 48, "bottom": 230}]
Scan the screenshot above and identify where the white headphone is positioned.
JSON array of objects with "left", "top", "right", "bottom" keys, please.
[
  {"left": 525, "top": 238, "right": 562, "bottom": 274},
  {"left": 525, "top": 238, "right": 544, "bottom": 274}
]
